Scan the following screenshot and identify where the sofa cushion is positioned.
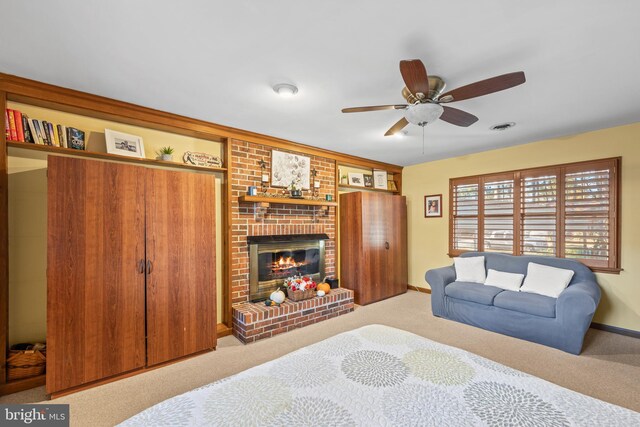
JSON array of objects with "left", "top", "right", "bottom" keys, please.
[
  {"left": 445, "top": 281, "right": 503, "bottom": 306},
  {"left": 520, "top": 262, "right": 575, "bottom": 298},
  {"left": 454, "top": 256, "right": 486, "bottom": 283},
  {"left": 494, "top": 290, "right": 557, "bottom": 318},
  {"left": 484, "top": 268, "right": 524, "bottom": 291}
]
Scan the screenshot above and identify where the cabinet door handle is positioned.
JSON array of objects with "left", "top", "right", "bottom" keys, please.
[
  {"left": 147, "top": 260, "right": 153, "bottom": 274},
  {"left": 138, "top": 259, "right": 145, "bottom": 274},
  {"left": 385, "top": 241, "right": 390, "bottom": 250}
]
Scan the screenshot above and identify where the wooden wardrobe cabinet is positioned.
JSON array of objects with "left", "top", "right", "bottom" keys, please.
[
  {"left": 339, "top": 192, "right": 408, "bottom": 305},
  {"left": 46, "top": 156, "right": 216, "bottom": 394}
]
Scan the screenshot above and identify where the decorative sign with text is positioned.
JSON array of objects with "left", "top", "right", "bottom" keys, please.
[{"left": 183, "top": 151, "right": 223, "bottom": 168}]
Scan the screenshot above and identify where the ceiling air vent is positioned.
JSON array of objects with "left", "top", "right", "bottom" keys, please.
[{"left": 490, "top": 122, "right": 516, "bottom": 131}]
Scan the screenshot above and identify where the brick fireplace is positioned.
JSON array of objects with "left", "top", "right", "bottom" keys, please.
[{"left": 231, "top": 139, "right": 353, "bottom": 342}]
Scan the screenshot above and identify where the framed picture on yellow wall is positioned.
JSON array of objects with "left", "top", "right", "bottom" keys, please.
[{"left": 425, "top": 194, "right": 442, "bottom": 218}]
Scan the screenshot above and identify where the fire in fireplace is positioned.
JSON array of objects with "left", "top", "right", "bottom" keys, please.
[{"left": 248, "top": 234, "right": 328, "bottom": 302}]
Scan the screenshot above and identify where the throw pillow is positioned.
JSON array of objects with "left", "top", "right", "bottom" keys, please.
[
  {"left": 484, "top": 269, "right": 524, "bottom": 291},
  {"left": 520, "top": 262, "right": 575, "bottom": 298},
  {"left": 454, "top": 256, "right": 486, "bottom": 283}
]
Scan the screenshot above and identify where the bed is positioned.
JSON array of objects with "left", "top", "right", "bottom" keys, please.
[{"left": 121, "top": 324, "right": 639, "bottom": 426}]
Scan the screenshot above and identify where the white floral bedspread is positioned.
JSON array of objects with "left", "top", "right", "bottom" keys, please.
[{"left": 121, "top": 324, "right": 639, "bottom": 426}]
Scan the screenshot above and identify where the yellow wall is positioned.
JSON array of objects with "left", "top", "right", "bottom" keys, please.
[
  {"left": 8, "top": 167, "right": 47, "bottom": 345},
  {"left": 403, "top": 122, "right": 640, "bottom": 331}
]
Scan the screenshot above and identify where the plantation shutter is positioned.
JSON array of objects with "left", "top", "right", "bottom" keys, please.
[
  {"left": 563, "top": 159, "right": 618, "bottom": 269},
  {"left": 520, "top": 170, "right": 558, "bottom": 256},
  {"left": 451, "top": 180, "right": 479, "bottom": 252},
  {"left": 483, "top": 175, "right": 515, "bottom": 253},
  {"left": 449, "top": 157, "right": 620, "bottom": 271}
]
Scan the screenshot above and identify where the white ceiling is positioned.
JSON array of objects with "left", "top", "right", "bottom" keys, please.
[{"left": 1, "top": 1, "right": 639, "bottom": 166}]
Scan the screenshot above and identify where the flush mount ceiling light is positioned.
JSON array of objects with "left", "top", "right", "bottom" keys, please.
[
  {"left": 404, "top": 103, "right": 444, "bottom": 126},
  {"left": 273, "top": 83, "right": 298, "bottom": 97},
  {"left": 490, "top": 122, "right": 516, "bottom": 131}
]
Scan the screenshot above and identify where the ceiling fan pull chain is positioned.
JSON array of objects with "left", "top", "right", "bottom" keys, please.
[{"left": 422, "top": 125, "right": 425, "bottom": 155}]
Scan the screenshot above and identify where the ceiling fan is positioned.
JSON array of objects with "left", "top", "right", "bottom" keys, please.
[{"left": 342, "top": 59, "right": 526, "bottom": 136}]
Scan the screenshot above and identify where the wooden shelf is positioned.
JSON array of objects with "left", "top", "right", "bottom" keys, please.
[
  {"left": 6, "top": 141, "right": 226, "bottom": 173},
  {"left": 338, "top": 184, "right": 399, "bottom": 194},
  {"left": 238, "top": 195, "right": 337, "bottom": 207}
]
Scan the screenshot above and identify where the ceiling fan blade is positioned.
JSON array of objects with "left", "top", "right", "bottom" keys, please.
[
  {"left": 342, "top": 104, "right": 407, "bottom": 113},
  {"left": 440, "top": 106, "right": 479, "bottom": 127},
  {"left": 384, "top": 117, "right": 409, "bottom": 136},
  {"left": 438, "top": 71, "right": 526, "bottom": 103},
  {"left": 400, "top": 59, "right": 430, "bottom": 98}
]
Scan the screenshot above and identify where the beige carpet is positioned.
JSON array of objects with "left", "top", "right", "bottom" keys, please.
[{"left": 2, "top": 291, "right": 639, "bottom": 426}]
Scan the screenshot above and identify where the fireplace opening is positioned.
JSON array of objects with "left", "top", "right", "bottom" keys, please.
[{"left": 249, "top": 234, "right": 327, "bottom": 302}]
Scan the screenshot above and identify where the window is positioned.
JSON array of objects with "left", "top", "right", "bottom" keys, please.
[{"left": 449, "top": 158, "right": 620, "bottom": 272}]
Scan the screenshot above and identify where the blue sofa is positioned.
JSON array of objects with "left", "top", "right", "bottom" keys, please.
[{"left": 426, "top": 252, "right": 601, "bottom": 354}]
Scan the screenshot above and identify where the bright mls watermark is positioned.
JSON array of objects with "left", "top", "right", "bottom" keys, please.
[{"left": 1, "top": 404, "right": 69, "bottom": 426}]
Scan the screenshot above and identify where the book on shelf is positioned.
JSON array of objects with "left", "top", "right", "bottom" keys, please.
[
  {"left": 22, "top": 115, "right": 35, "bottom": 143},
  {"left": 32, "top": 120, "right": 45, "bottom": 145},
  {"left": 57, "top": 124, "right": 67, "bottom": 148},
  {"left": 13, "top": 110, "right": 25, "bottom": 142},
  {"left": 6, "top": 109, "right": 18, "bottom": 141},
  {"left": 41, "top": 120, "right": 52, "bottom": 145},
  {"left": 67, "top": 127, "right": 85, "bottom": 150},
  {"left": 4, "top": 110, "right": 10, "bottom": 140},
  {"left": 48, "top": 122, "right": 60, "bottom": 147},
  {"left": 27, "top": 118, "right": 41, "bottom": 144}
]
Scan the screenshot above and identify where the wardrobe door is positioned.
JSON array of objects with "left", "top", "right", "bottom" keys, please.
[
  {"left": 386, "top": 195, "right": 408, "bottom": 297},
  {"left": 145, "top": 169, "right": 216, "bottom": 366},
  {"left": 47, "top": 157, "right": 146, "bottom": 394},
  {"left": 340, "top": 192, "right": 369, "bottom": 304},
  {"left": 361, "top": 192, "right": 387, "bottom": 304}
]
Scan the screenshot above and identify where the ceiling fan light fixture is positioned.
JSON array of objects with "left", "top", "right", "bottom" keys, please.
[
  {"left": 273, "top": 83, "right": 298, "bottom": 97},
  {"left": 394, "top": 130, "right": 408, "bottom": 138},
  {"left": 404, "top": 103, "right": 444, "bottom": 126}
]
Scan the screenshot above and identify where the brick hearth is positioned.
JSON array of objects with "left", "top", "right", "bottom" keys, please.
[{"left": 232, "top": 288, "right": 354, "bottom": 343}]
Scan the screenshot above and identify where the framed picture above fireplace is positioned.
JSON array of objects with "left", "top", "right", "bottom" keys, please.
[{"left": 271, "top": 150, "right": 311, "bottom": 189}]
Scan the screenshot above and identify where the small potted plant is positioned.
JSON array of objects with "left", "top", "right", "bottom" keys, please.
[
  {"left": 341, "top": 174, "right": 348, "bottom": 185},
  {"left": 157, "top": 146, "right": 175, "bottom": 161},
  {"left": 289, "top": 181, "right": 302, "bottom": 198}
]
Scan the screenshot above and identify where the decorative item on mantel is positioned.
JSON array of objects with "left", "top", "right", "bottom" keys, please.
[
  {"left": 284, "top": 275, "right": 317, "bottom": 301},
  {"left": 259, "top": 159, "right": 269, "bottom": 194},
  {"left": 289, "top": 181, "right": 303, "bottom": 198},
  {"left": 183, "top": 151, "right": 223, "bottom": 168},
  {"left": 311, "top": 168, "right": 320, "bottom": 197}
]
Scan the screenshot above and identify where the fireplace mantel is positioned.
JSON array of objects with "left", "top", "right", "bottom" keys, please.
[
  {"left": 247, "top": 233, "right": 330, "bottom": 244},
  {"left": 238, "top": 195, "right": 338, "bottom": 208}
]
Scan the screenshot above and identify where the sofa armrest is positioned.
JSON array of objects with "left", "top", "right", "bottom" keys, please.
[
  {"left": 557, "top": 281, "right": 601, "bottom": 328},
  {"left": 425, "top": 266, "right": 456, "bottom": 317}
]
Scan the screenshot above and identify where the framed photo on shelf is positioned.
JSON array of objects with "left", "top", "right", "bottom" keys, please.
[
  {"left": 348, "top": 172, "right": 365, "bottom": 187},
  {"left": 425, "top": 194, "right": 442, "bottom": 218},
  {"left": 373, "top": 170, "right": 388, "bottom": 190},
  {"left": 105, "top": 129, "right": 145, "bottom": 158},
  {"left": 363, "top": 174, "right": 373, "bottom": 187},
  {"left": 271, "top": 149, "right": 311, "bottom": 189}
]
